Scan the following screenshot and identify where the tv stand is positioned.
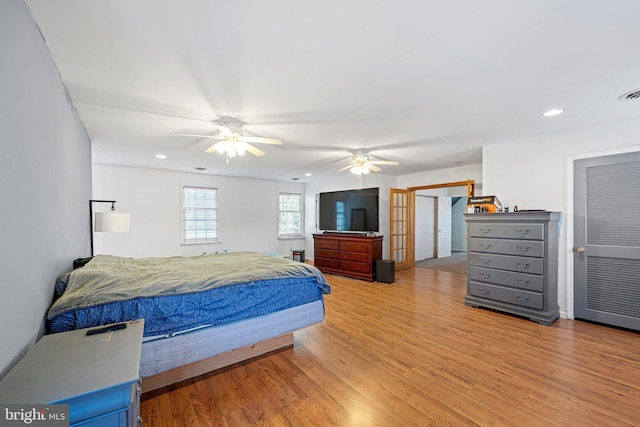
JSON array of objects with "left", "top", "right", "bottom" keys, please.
[{"left": 313, "top": 233, "right": 383, "bottom": 281}]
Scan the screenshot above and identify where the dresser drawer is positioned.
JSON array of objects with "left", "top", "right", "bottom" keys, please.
[
  {"left": 340, "top": 241, "right": 370, "bottom": 253},
  {"left": 469, "top": 238, "right": 544, "bottom": 257},
  {"left": 315, "top": 248, "right": 339, "bottom": 259},
  {"left": 340, "top": 251, "right": 369, "bottom": 263},
  {"left": 340, "top": 260, "right": 370, "bottom": 273},
  {"left": 469, "top": 223, "right": 544, "bottom": 240},
  {"left": 469, "top": 253, "right": 543, "bottom": 275},
  {"left": 315, "top": 239, "right": 339, "bottom": 250},
  {"left": 469, "top": 266, "right": 544, "bottom": 292},
  {"left": 314, "top": 257, "right": 340, "bottom": 269},
  {"left": 469, "top": 282, "right": 543, "bottom": 310}
]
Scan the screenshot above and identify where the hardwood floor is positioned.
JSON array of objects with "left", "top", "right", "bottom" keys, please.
[{"left": 141, "top": 268, "right": 640, "bottom": 426}]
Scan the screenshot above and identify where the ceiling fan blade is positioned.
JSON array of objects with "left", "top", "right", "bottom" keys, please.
[
  {"left": 172, "top": 133, "right": 224, "bottom": 140},
  {"left": 243, "top": 143, "right": 266, "bottom": 157},
  {"left": 368, "top": 164, "right": 382, "bottom": 173},
  {"left": 338, "top": 164, "right": 353, "bottom": 172},
  {"left": 241, "top": 136, "right": 282, "bottom": 145},
  {"left": 214, "top": 124, "right": 233, "bottom": 137},
  {"left": 370, "top": 160, "right": 400, "bottom": 165},
  {"left": 204, "top": 141, "right": 225, "bottom": 154}
]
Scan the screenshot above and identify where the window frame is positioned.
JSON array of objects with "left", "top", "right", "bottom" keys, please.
[
  {"left": 181, "top": 185, "right": 219, "bottom": 245},
  {"left": 278, "top": 191, "right": 304, "bottom": 239}
]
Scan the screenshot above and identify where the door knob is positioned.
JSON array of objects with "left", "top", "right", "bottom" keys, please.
[{"left": 575, "top": 247, "right": 585, "bottom": 253}]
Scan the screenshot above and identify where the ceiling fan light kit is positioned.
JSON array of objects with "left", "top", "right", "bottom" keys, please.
[
  {"left": 341, "top": 153, "right": 399, "bottom": 176},
  {"left": 350, "top": 164, "right": 371, "bottom": 175},
  {"left": 174, "top": 118, "right": 281, "bottom": 163}
]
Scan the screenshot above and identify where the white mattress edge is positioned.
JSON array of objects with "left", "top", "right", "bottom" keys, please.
[{"left": 139, "top": 299, "right": 325, "bottom": 377}]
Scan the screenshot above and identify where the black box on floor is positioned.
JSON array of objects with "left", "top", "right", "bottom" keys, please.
[{"left": 376, "top": 259, "right": 395, "bottom": 283}]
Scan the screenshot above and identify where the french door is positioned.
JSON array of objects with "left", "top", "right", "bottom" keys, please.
[{"left": 390, "top": 188, "right": 414, "bottom": 270}]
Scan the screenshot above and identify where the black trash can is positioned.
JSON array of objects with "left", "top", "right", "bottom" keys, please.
[{"left": 376, "top": 259, "right": 395, "bottom": 283}]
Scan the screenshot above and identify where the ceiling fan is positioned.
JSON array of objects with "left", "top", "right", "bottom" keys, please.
[
  {"left": 174, "top": 118, "right": 282, "bottom": 162},
  {"left": 338, "top": 152, "right": 400, "bottom": 176}
]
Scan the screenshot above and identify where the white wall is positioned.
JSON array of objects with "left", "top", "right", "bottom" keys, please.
[
  {"left": 92, "top": 164, "right": 306, "bottom": 258},
  {"left": 304, "top": 173, "right": 397, "bottom": 259},
  {"left": 398, "top": 163, "right": 482, "bottom": 191},
  {"left": 0, "top": 0, "right": 92, "bottom": 377},
  {"left": 482, "top": 118, "right": 640, "bottom": 319},
  {"left": 94, "top": 164, "right": 475, "bottom": 263}
]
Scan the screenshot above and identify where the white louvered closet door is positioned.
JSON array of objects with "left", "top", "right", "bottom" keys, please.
[{"left": 574, "top": 151, "right": 640, "bottom": 330}]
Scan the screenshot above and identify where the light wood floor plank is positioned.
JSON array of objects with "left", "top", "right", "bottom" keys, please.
[{"left": 141, "top": 267, "right": 640, "bottom": 426}]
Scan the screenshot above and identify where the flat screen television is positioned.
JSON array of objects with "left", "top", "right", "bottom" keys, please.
[{"left": 318, "top": 187, "right": 379, "bottom": 232}]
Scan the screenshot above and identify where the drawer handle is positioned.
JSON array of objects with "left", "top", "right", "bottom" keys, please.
[
  {"left": 515, "top": 261, "right": 530, "bottom": 269},
  {"left": 479, "top": 272, "right": 492, "bottom": 279},
  {"left": 515, "top": 294, "right": 529, "bottom": 302},
  {"left": 479, "top": 228, "right": 492, "bottom": 234},
  {"left": 516, "top": 244, "right": 530, "bottom": 252},
  {"left": 516, "top": 228, "right": 531, "bottom": 236},
  {"left": 516, "top": 277, "right": 530, "bottom": 286},
  {"left": 479, "top": 257, "right": 491, "bottom": 264},
  {"left": 479, "top": 288, "right": 491, "bottom": 295},
  {"left": 480, "top": 243, "right": 492, "bottom": 249}
]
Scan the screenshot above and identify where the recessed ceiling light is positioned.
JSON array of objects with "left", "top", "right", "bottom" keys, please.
[
  {"left": 305, "top": 173, "right": 312, "bottom": 177},
  {"left": 542, "top": 108, "right": 564, "bottom": 117},
  {"left": 155, "top": 154, "right": 167, "bottom": 159}
]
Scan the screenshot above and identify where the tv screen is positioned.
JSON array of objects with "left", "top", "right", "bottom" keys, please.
[{"left": 318, "top": 187, "right": 379, "bottom": 232}]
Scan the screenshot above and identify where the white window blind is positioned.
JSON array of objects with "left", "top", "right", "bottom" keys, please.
[
  {"left": 278, "top": 192, "right": 303, "bottom": 238},
  {"left": 182, "top": 186, "right": 218, "bottom": 243}
]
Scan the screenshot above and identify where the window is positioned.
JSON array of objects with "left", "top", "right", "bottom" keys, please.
[
  {"left": 182, "top": 186, "right": 218, "bottom": 244},
  {"left": 278, "top": 192, "right": 303, "bottom": 238}
]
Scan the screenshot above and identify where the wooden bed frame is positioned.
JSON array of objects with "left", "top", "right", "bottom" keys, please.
[{"left": 141, "top": 333, "right": 294, "bottom": 393}]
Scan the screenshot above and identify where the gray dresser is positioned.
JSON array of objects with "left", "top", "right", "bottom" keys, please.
[{"left": 464, "top": 211, "right": 561, "bottom": 326}]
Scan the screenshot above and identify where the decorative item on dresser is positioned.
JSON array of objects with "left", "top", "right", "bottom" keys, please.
[
  {"left": 464, "top": 211, "right": 561, "bottom": 326},
  {"left": 313, "top": 233, "right": 383, "bottom": 281}
]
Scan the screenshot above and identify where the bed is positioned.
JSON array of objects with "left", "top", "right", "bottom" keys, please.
[{"left": 47, "top": 252, "right": 331, "bottom": 391}]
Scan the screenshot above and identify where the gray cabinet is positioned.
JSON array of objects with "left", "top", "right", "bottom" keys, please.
[
  {"left": 0, "top": 320, "right": 144, "bottom": 426},
  {"left": 464, "top": 212, "right": 561, "bottom": 326}
]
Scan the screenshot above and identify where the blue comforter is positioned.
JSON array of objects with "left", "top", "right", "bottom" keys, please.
[{"left": 48, "top": 252, "right": 331, "bottom": 336}]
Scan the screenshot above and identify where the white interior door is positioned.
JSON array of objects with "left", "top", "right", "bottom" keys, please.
[
  {"left": 436, "top": 196, "right": 452, "bottom": 258},
  {"left": 415, "top": 196, "right": 435, "bottom": 261}
]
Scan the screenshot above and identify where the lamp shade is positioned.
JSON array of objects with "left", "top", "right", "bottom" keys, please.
[{"left": 94, "top": 212, "right": 130, "bottom": 232}]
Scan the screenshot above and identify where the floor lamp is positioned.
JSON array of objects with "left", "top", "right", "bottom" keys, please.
[{"left": 90, "top": 199, "right": 130, "bottom": 256}]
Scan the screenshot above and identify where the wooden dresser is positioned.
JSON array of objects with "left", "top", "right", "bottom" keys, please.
[
  {"left": 313, "top": 233, "right": 383, "bottom": 281},
  {"left": 464, "top": 211, "right": 561, "bottom": 326}
]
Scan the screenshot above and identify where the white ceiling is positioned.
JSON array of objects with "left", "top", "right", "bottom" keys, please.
[{"left": 25, "top": 0, "right": 640, "bottom": 182}]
